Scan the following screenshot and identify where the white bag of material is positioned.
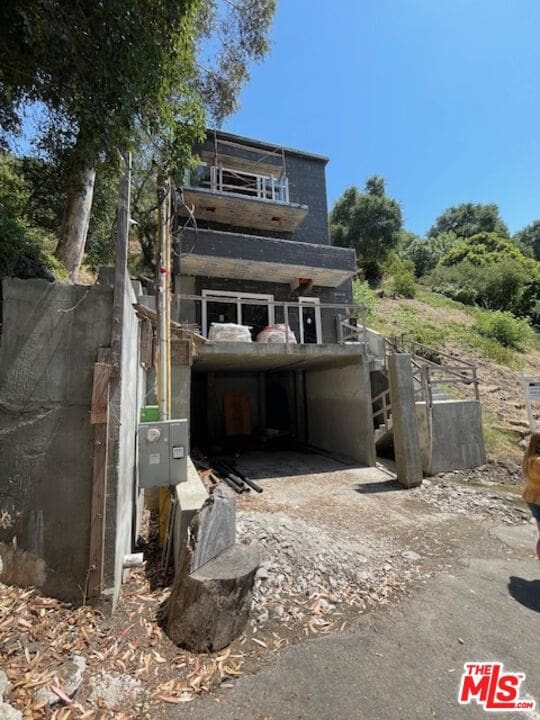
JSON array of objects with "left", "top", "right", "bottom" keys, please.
[
  {"left": 256, "top": 324, "right": 297, "bottom": 344},
  {"left": 208, "top": 322, "right": 253, "bottom": 342}
]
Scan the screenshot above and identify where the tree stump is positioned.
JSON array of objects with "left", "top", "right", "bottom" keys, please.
[{"left": 166, "top": 543, "right": 261, "bottom": 653}]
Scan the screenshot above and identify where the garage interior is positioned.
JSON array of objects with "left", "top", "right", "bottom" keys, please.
[{"left": 188, "top": 344, "right": 376, "bottom": 468}]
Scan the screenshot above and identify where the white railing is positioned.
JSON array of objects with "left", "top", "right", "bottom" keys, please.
[
  {"left": 187, "top": 165, "right": 290, "bottom": 203},
  {"left": 177, "top": 294, "right": 367, "bottom": 347}
]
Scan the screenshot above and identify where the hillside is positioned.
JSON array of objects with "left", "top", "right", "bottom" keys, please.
[{"left": 368, "top": 288, "right": 540, "bottom": 465}]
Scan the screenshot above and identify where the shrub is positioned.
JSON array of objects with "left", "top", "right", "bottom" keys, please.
[
  {"left": 353, "top": 279, "right": 377, "bottom": 322},
  {"left": 391, "top": 269, "right": 416, "bottom": 298},
  {"left": 431, "top": 258, "right": 529, "bottom": 312},
  {"left": 384, "top": 254, "right": 416, "bottom": 298},
  {"left": 474, "top": 311, "right": 533, "bottom": 349}
]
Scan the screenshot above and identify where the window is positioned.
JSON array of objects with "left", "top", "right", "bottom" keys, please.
[{"left": 202, "top": 290, "right": 275, "bottom": 340}]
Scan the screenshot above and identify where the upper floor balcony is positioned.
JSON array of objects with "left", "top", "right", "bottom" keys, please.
[{"left": 180, "top": 163, "right": 308, "bottom": 234}]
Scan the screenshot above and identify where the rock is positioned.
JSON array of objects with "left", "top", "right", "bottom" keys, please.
[
  {"left": 167, "top": 543, "right": 261, "bottom": 653},
  {"left": 0, "top": 672, "right": 10, "bottom": 702},
  {"left": 402, "top": 551, "right": 422, "bottom": 562},
  {"left": 0, "top": 703, "right": 22, "bottom": 720},
  {"left": 35, "top": 655, "right": 86, "bottom": 706},
  {"left": 89, "top": 672, "right": 141, "bottom": 710}
]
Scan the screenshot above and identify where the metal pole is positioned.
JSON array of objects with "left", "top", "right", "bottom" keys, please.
[{"left": 156, "top": 173, "right": 170, "bottom": 422}]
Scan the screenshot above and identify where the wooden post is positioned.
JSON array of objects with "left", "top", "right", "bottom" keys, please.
[{"left": 87, "top": 347, "right": 112, "bottom": 604}]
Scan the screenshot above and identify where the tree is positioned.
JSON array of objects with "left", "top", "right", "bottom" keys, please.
[
  {"left": 401, "top": 232, "right": 457, "bottom": 277},
  {"left": 441, "top": 231, "right": 531, "bottom": 267},
  {"left": 431, "top": 231, "right": 539, "bottom": 315},
  {"left": 0, "top": 153, "right": 62, "bottom": 279},
  {"left": 330, "top": 177, "right": 402, "bottom": 283},
  {"left": 0, "top": 0, "right": 276, "bottom": 280},
  {"left": 512, "top": 220, "right": 540, "bottom": 261},
  {"left": 428, "top": 203, "right": 509, "bottom": 240}
]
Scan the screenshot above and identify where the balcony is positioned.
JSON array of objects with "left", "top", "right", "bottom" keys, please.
[
  {"left": 179, "top": 164, "right": 308, "bottom": 233},
  {"left": 176, "top": 292, "right": 367, "bottom": 349}
]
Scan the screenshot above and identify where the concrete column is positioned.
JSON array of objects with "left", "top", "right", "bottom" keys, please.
[
  {"left": 387, "top": 354, "right": 423, "bottom": 488},
  {"left": 171, "top": 364, "right": 191, "bottom": 420}
]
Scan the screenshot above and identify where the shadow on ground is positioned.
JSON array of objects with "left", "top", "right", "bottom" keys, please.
[
  {"left": 508, "top": 575, "right": 540, "bottom": 613},
  {"left": 353, "top": 480, "right": 404, "bottom": 494}
]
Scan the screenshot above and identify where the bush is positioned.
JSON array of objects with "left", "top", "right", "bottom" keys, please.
[
  {"left": 431, "top": 258, "right": 529, "bottom": 312},
  {"left": 385, "top": 253, "right": 416, "bottom": 298},
  {"left": 353, "top": 279, "right": 376, "bottom": 322},
  {"left": 391, "top": 269, "right": 416, "bottom": 298},
  {"left": 474, "top": 311, "right": 533, "bottom": 349}
]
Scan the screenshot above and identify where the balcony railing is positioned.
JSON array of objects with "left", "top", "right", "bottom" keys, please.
[
  {"left": 177, "top": 294, "right": 367, "bottom": 347},
  {"left": 185, "top": 165, "right": 290, "bottom": 203}
]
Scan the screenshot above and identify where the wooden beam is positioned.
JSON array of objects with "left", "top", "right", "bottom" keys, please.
[{"left": 87, "top": 347, "right": 111, "bottom": 604}]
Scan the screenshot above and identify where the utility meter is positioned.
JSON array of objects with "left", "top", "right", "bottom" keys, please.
[{"left": 137, "top": 419, "right": 188, "bottom": 488}]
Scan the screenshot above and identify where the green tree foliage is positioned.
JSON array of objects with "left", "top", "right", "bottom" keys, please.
[
  {"left": 0, "top": 0, "right": 276, "bottom": 278},
  {"left": 428, "top": 203, "right": 509, "bottom": 239},
  {"left": 0, "top": 153, "right": 63, "bottom": 279},
  {"left": 432, "top": 258, "right": 529, "bottom": 311},
  {"left": 440, "top": 232, "right": 533, "bottom": 268},
  {"left": 512, "top": 220, "right": 540, "bottom": 261},
  {"left": 385, "top": 254, "right": 416, "bottom": 298},
  {"left": 402, "top": 231, "right": 457, "bottom": 277},
  {"left": 330, "top": 177, "right": 402, "bottom": 283},
  {"left": 431, "top": 232, "right": 538, "bottom": 317}
]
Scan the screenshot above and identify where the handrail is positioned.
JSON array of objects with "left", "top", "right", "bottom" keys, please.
[
  {"left": 177, "top": 293, "right": 368, "bottom": 347},
  {"left": 385, "top": 334, "right": 480, "bottom": 406},
  {"left": 187, "top": 163, "right": 289, "bottom": 203}
]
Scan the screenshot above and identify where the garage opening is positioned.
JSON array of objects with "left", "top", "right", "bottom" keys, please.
[{"left": 189, "top": 348, "right": 375, "bottom": 469}]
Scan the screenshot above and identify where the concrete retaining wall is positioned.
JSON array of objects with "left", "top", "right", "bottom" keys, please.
[
  {"left": 305, "top": 359, "right": 375, "bottom": 465},
  {"left": 0, "top": 277, "right": 145, "bottom": 608},
  {"left": 0, "top": 279, "right": 113, "bottom": 602},
  {"left": 416, "top": 399, "right": 486, "bottom": 475}
]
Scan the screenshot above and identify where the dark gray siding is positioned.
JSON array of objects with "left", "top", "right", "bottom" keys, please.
[
  {"left": 285, "top": 154, "right": 329, "bottom": 245},
  {"left": 179, "top": 228, "right": 354, "bottom": 273}
]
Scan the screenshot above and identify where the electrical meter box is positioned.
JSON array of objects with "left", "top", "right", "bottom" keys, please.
[{"left": 137, "top": 419, "right": 188, "bottom": 488}]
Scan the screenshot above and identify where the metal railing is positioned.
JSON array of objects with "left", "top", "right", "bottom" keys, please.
[
  {"left": 385, "top": 335, "right": 480, "bottom": 407},
  {"left": 186, "top": 164, "right": 290, "bottom": 203},
  {"left": 177, "top": 294, "right": 368, "bottom": 347},
  {"left": 372, "top": 388, "right": 392, "bottom": 434}
]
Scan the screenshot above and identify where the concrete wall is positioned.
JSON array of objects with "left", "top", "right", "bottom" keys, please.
[
  {"left": 103, "top": 278, "right": 146, "bottom": 609},
  {"left": 305, "top": 360, "right": 375, "bottom": 465},
  {"left": 415, "top": 400, "right": 486, "bottom": 476},
  {"left": 0, "top": 279, "right": 113, "bottom": 602},
  {"left": 0, "top": 277, "right": 145, "bottom": 608}
]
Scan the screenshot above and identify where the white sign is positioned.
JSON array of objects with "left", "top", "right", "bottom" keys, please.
[{"left": 149, "top": 453, "right": 161, "bottom": 465}]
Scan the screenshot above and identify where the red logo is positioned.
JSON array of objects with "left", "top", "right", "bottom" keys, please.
[{"left": 458, "top": 662, "right": 536, "bottom": 712}]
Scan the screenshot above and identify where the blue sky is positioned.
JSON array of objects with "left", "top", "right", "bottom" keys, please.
[{"left": 224, "top": 0, "right": 540, "bottom": 236}]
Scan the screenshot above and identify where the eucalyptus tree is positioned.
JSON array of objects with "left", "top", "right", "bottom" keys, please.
[{"left": 0, "top": 0, "right": 276, "bottom": 280}]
